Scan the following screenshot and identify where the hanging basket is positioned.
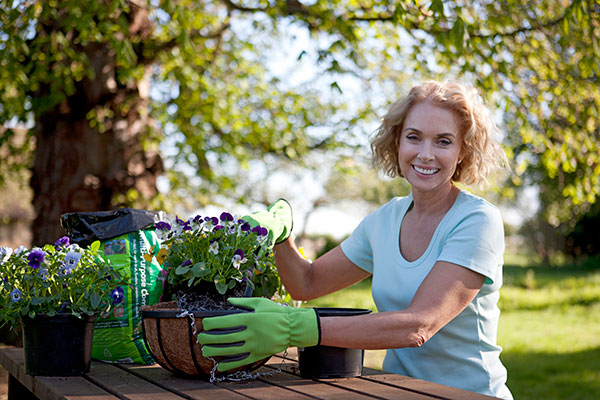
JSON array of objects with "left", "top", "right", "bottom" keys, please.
[{"left": 141, "top": 301, "right": 270, "bottom": 378}]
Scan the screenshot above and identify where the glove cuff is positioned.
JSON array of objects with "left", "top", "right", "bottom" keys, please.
[{"left": 289, "top": 308, "right": 320, "bottom": 348}]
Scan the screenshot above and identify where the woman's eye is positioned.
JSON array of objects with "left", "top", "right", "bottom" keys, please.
[{"left": 439, "top": 138, "right": 452, "bottom": 146}]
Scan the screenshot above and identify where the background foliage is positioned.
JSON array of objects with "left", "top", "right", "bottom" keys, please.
[{"left": 0, "top": 1, "right": 598, "bottom": 251}]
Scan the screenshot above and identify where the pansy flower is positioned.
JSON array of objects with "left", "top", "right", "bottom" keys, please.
[
  {"left": 27, "top": 248, "right": 47, "bottom": 269},
  {"left": 156, "top": 221, "right": 172, "bottom": 231},
  {"left": 66, "top": 243, "right": 81, "bottom": 253},
  {"left": 110, "top": 286, "right": 125, "bottom": 304},
  {"left": 39, "top": 266, "right": 49, "bottom": 281},
  {"left": 252, "top": 226, "right": 269, "bottom": 237},
  {"left": 14, "top": 245, "right": 27, "bottom": 255},
  {"left": 59, "top": 263, "right": 74, "bottom": 277},
  {"left": 231, "top": 249, "right": 247, "bottom": 270},
  {"left": 220, "top": 212, "right": 234, "bottom": 224},
  {"left": 10, "top": 288, "right": 22, "bottom": 302},
  {"left": 64, "top": 251, "right": 82, "bottom": 269},
  {"left": 175, "top": 216, "right": 192, "bottom": 232},
  {"left": 209, "top": 240, "right": 219, "bottom": 255},
  {"left": 0, "top": 247, "right": 13, "bottom": 264},
  {"left": 54, "top": 236, "right": 70, "bottom": 248}
]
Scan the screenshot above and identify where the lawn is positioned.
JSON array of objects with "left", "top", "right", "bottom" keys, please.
[{"left": 304, "top": 259, "right": 600, "bottom": 400}]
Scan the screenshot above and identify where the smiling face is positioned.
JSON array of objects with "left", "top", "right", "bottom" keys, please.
[{"left": 397, "top": 100, "right": 463, "bottom": 195}]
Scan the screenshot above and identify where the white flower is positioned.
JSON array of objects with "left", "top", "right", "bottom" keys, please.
[
  {"left": 66, "top": 244, "right": 81, "bottom": 253},
  {"left": 0, "top": 247, "right": 13, "bottom": 263},
  {"left": 39, "top": 266, "right": 49, "bottom": 281},
  {"left": 231, "top": 250, "right": 247, "bottom": 270},
  {"left": 14, "top": 245, "right": 27, "bottom": 255},
  {"left": 64, "top": 251, "right": 82, "bottom": 268},
  {"left": 209, "top": 241, "right": 219, "bottom": 255}
]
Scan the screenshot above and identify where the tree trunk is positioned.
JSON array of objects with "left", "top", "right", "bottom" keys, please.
[{"left": 29, "top": 3, "right": 162, "bottom": 246}]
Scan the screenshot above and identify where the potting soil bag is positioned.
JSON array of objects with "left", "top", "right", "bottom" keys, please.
[{"left": 61, "top": 208, "right": 166, "bottom": 364}]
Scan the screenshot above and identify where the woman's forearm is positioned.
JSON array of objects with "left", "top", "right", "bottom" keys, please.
[
  {"left": 274, "top": 239, "right": 371, "bottom": 301},
  {"left": 319, "top": 311, "right": 429, "bottom": 350},
  {"left": 273, "top": 237, "right": 314, "bottom": 299}
]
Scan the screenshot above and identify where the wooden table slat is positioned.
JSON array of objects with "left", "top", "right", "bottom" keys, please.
[
  {"left": 272, "top": 362, "right": 437, "bottom": 400},
  {"left": 362, "top": 374, "right": 500, "bottom": 400},
  {"left": 84, "top": 362, "right": 186, "bottom": 400},
  {"left": 0, "top": 348, "right": 118, "bottom": 400},
  {"left": 120, "top": 363, "right": 250, "bottom": 400},
  {"left": 1, "top": 347, "right": 500, "bottom": 400}
]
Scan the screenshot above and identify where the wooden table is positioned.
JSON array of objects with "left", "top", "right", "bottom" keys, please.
[{"left": 1, "top": 347, "right": 498, "bottom": 400}]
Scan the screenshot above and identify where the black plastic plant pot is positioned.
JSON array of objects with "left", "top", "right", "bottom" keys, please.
[
  {"left": 298, "top": 307, "right": 372, "bottom": 379},
  {"left": 22, "top": 313, "right": 95, "bottom": 376}
]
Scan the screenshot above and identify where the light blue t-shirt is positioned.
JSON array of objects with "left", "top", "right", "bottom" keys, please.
[{"left": 341, "top": 190, "right": 513, "bottom": 399}]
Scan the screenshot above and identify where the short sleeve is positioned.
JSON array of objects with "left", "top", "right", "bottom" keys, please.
[
  {"left": 438, "top": 203, "right": 504, "bottom": 285},
  {"left": 340, "top": 216, "right": 374, "bottom": 274}
]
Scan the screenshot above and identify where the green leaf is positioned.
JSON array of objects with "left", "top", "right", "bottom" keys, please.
[
  {"left": 30, "top": 297, "right": 46, "bottom": 305},
  {"left": 90, "top": 240, "right": 101, "bottom": 252},
  {"left": 90, "top": 293, "right": 101, "bottom": 309},
  {"left": 191, "top": 262, "right": 209, "bottom": 278},
  {"left": 215, "top": 281, "right": 227, "bottom": 295},
  {"left": 175, "top": 265, "right": 191, "bottom": 275}
]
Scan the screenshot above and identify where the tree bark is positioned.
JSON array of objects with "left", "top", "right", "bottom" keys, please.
[{"left": 29, "top": 3, "right": 162, "bottom": 246}]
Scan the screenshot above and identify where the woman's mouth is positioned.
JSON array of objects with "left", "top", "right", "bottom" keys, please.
[{"left": 413, "top": 165, "right": 439, "bottom": 175}]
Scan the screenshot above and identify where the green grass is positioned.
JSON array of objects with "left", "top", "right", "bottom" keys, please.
[{"left": 304, "top": 263, "right": 600, "bottom": 400}]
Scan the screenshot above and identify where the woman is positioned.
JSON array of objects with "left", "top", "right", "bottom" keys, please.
[{"left": 198, "top": 80, "right": 513, "bottom": 399}]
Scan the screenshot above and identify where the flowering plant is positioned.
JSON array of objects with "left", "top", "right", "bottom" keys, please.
[
  {"left": 152, "top": 212, "right": 284, "bottom": 299},
  {"left": 0, "top": 237, "right": 128, "bottom": 328}
]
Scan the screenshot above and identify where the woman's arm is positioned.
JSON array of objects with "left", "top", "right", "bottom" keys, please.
[
  {"left": 273, "top": 237, "right": 370, "bottom": 300},
  {"left": 319, "top": 260, "right": 486, "bottom": 349}
]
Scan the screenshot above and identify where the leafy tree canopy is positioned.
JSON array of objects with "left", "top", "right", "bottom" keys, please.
[{"left": 0, "top": 0, "right": 598, "bottom": 244}]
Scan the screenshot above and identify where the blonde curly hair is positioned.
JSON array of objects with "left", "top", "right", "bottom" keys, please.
[{"left": 370, "top": 80, "right": 507, "bottom": 186}]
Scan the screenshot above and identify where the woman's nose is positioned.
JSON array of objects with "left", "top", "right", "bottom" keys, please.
[{"left": 417, "top": 143, "right": 434, "bottom": 161}]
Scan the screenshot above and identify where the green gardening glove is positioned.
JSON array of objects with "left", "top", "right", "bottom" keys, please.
[
  {"left": 197, "top": 297, "right": 320, "bottom": 371},
  {"left": 242, "top": 198, "right": 293, "bottom": 245}
]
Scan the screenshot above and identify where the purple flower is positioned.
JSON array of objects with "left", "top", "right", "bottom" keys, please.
[
  {"left": 175, "top": 217, "right": 192, "bottom": 231},
  {"left": 110, "top": 286, "right": 125, "bottom": 304},
  {"left": 192, "top": 215, "right": 203, "bottom": 223},
  {"left": 182, "top": 259, "right": 192, "bottom": 267},
  {"left": 252, "top": 226, "right": 269, "bottom": 237},
  {"left": 156, "top": 221, "right": 172, "bottom": 231},
  {"left": 213, "top": 225, "right": 224, "bottom": 231},
  {"left": 240, "top": 223, "right": 251, "bottom": 232},
  {"left": 220, "top": 212, "right": 234, "bottom": 222},
  {"left": 233, "top": 249, "right": 245, "bottom": 258},
  {"left": 54, "top": 236, "right": 70, "bottom": 248},
  {"left": 27, "top": 249, "right": 47, "bottom": 269},
  {"left": 205, "top": 216, "right": 218, "bottom": 226}
]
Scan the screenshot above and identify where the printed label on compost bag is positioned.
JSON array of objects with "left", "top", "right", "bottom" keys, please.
[{"left": 92, "top": 229, "right": 162, "bottom": 364}]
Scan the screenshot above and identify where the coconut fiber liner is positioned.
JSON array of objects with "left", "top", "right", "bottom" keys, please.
[{"left": 141, "top": 301, "right": 269, "bottom": 377}]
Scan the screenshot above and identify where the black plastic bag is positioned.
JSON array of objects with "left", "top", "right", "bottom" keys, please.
[{"left": 61, "top": 208, "right": 165, "bottom": 246}]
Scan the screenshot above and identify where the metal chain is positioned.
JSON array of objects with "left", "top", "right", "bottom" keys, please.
[
  {"left": 207, "top": 349, "right": 288, "bottom": 383},
  {"left": 175, "top": 310, "right": 198, "bottom": 334},
  {"left": 175, "top": 310, "right": 286, "bottom": 383}
]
